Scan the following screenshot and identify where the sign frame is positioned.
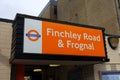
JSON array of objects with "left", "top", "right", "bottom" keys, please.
[
  {"left": 10, "top": 13, "right": 109, "bottom": 63},
  {"left": 99, "top": 71, "right": 120, "bottom": 80}
]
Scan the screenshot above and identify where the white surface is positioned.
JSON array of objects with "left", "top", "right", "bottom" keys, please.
[{"left": 24, "top": 18, "right": 42, "bottom": 54}]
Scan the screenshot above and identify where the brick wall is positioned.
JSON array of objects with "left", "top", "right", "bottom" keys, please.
[
  {"left": 0, "top": 21, "right": 12, "bottom": 80},
  {"left": 94, "top": 36, "right": 120, "bottom": 80}
]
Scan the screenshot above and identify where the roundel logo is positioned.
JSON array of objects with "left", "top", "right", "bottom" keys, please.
[{"left": 26, "top": 30, "right": 41, "bottom": 41}]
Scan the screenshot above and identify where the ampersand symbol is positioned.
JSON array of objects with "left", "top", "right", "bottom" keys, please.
[{"left": 58, "top": 40, "right": 64, "bottom": 48}]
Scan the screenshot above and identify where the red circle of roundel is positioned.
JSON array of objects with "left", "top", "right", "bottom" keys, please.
[{"left": 26, "top": 30, "right": 41, "bottom": 41}]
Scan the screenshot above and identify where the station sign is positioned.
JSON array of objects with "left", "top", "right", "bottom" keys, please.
[{"left": 23, "top": 18, "right": 106, "bottom": 57}]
